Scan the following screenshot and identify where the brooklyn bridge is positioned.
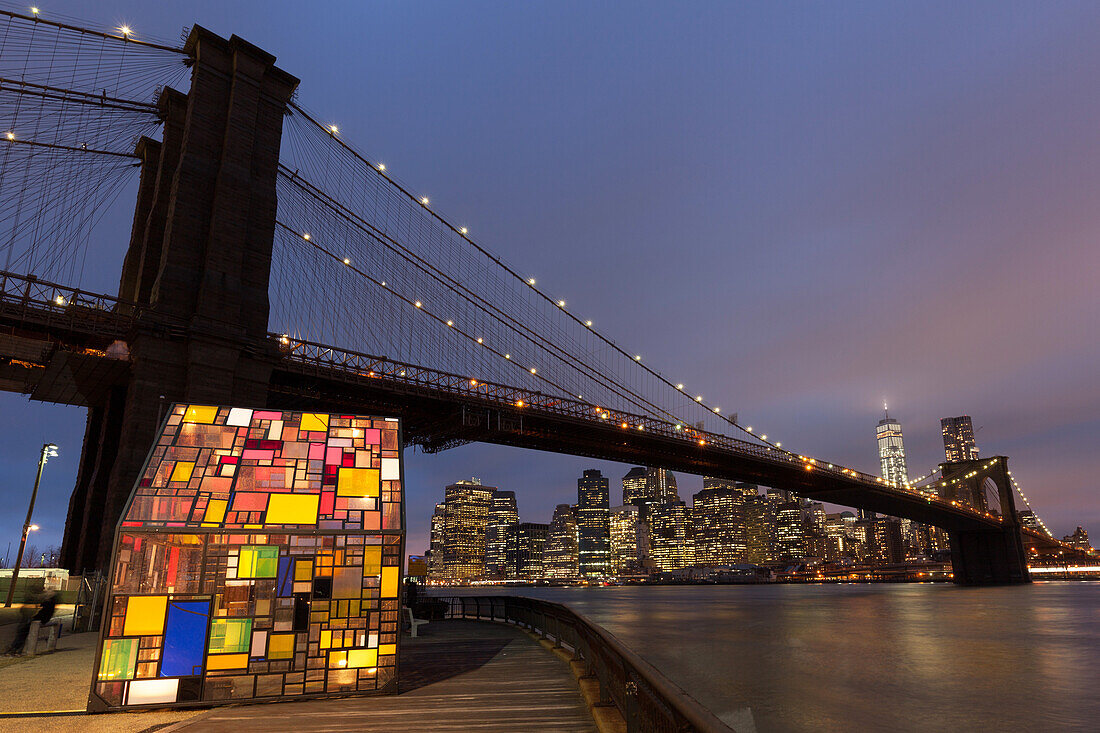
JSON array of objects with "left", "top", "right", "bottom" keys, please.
[{"left": 0, "top": 9, "right": 1078, "bottom": 585}]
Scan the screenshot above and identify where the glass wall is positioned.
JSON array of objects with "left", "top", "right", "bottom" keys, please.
[{"left": 90, "top": 405, "right": 404, "bottom": 710}]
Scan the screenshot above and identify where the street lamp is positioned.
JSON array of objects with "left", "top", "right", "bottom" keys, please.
[{"left": 3, "top": 443, "right": 57, "bottom": 607}]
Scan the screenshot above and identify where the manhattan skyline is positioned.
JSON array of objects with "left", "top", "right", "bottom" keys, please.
[{"left": 0, "top": 0, "right": 1098, "bottom": 566}]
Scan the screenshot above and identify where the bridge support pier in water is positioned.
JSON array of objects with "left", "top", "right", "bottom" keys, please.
[{"left": 941, "top": 457, "right": 1031, "bottom": 585}]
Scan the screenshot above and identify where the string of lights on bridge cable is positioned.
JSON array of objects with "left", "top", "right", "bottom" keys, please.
[
  {"left": 3, "top": 134, "right": 141, "bottom": 158},
  {"left": 280, "top": 100, "right": 812, "bottom": 453},
  {"left": 272, "top": 169, "right": 684, "bottom": 428},
  {"left": 0, "top": 7, "right": 183, "bottom": 51},
  {"left": 0, "top": 6, "right": 186, "bottom": 283}
]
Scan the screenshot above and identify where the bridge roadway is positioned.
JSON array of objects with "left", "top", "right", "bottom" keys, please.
[{"left": 0, "top": 268, "right": 1051, "bottom": 550}]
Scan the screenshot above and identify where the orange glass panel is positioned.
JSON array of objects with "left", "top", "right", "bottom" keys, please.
[
  {"left": 122, "top": 595, "right": 168, "bottom": 636},
  {"left": 207, "top": 653, "right": 249, "bottom": 670},
  {"left": 183, "top": 405, "right": 218, "bottom": 424},
  {"left": 300, "top": 413, "right": 329, "bottom": 432},
  {"left": 380, "top": 567, "right": 398, "bottom": 599}
]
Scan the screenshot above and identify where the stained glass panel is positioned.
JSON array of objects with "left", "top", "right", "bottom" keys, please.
[{"left": 90, "top": 405, "right": 405, "bottom": 711}]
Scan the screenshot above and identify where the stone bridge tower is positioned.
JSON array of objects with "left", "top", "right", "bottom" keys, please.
[
  {"left": 939, "top": 456, "right": 1030, "bottom": 584},
  {"left": 61, "top": 27, "right": 299, "bottom": 573}
]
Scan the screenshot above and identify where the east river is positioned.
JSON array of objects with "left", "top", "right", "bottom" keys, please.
[{"left": 430, "top": 582, "right": 1099, "bottom": 732}]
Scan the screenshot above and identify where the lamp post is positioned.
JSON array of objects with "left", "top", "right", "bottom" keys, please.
[{"left": 3, "top": 443, "right": 57, "bottom": 607}]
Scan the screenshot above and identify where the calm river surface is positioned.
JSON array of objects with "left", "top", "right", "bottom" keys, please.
[{"left": 431, "top": 582, "right": 1099, "bottom": 732}]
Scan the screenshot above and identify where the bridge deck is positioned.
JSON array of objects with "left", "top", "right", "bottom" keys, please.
[{"left": 175, "top": 620, "right": 596, "bottom": 732}]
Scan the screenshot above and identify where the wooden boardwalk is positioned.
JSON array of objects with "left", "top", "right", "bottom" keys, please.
[{"left": 175, "top": 620, "right": 596, "bottom": 732}]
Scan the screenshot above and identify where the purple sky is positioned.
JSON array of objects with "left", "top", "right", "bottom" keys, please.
[{"left": 1, "top": 1, "right": 1098, "bottom": 564}]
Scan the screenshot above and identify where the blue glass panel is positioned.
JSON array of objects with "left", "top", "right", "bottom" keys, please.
[
  {"left": 277, "top": 555, "right": 294, "bottom": 596},
  {"left": 160, "top": 600, "right": 210, "bottom": 677}
]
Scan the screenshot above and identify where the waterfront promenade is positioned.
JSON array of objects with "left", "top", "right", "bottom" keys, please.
[
  {"left": 176, "top": 621, "right": 595, "bottom": 732},
  {"left": 0, "top": 620, "right": 596, "bottom": 733}
]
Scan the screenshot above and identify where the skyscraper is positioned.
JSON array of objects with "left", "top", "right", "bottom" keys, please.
[
  {"left": 647, "top": 467, "right": 679, "bottom": 502},
  {"left": 484, "top": 489, "right": 518, "bottom": 580},
  {"left": 577, "top": 469, "right": 612, "bottom": 577},
  {"left": 869, "top": 517, "right": 905, "bottom": 564},
  {"left": 876, "top": 406, "right": 910, "bottom": 487},
  {"left": 428, "top": 502, "right": 446, "bottom": 580},
  {"left": 774, "top": 500, "right": 805, "bottom": 561},
  {"left": 941, "top": 415, "right": 979, "bottom": 462},
  {"left": 621, "top": 467, "right": 648, "bottom": 505},
  {"left": 692, "top": 479, "right": 747, "bottom": 566},
  {"left": 440, "top": 478, "right": 495, "bottom": 580},
  {"left": 621, "top": 466, "right": 679, "bottom": 505},
  {"left": 507, "top": 522, "right": 549, "bottom": 579},
  {"left": 609, "top": 505, "right": 640, "bottom": 575},
  {"left": 648, "top": 500, "right": 694, "bottom": 571},
  {"left": 543, "top": 504, "right": 579, "bottom": 579},
  {"left": 743, "top": 493, "right": 778, "bottom": 564}
]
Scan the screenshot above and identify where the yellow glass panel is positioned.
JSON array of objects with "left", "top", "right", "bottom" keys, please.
[
  {"left": 265, "top": 493, "right": 320, "bottom": 525},
  {"left": 320, "top": 630, "right": 332, "bottom": 650},
  {"left": 363, "top": 546, "right": 382, "bottom": 576},
  {"left": 300, "top": 413, "right": 329, "bottom": 432},
  {"left": 207, "top": 653, "right": 248, "bottom": 670},
  {"left": 294, "top": 560, "right": 312, "bottom": 582},
  {"left": 380, "top": 566, "right": 399, "bottom": 599},
  {"left": 328, "top": 650, "right": 347, "bottom": 668},
  {"left": 379, "top": 644, "right": 396, "bottom": 657},
  {"left": 122, "top": 595, "right": 167, "bottom": 636},
  {"left": 170, "top": 461, "right": 195, "bottom": 483},
  {"left": 203, "top": 499, "right": 227, "bottom": 524},
  {"left": 183, "top": 405, "right": 218, "bottom": 424},
  {"left": 347, "top": 648, "right": 377, "bottom": 668},
  {"left": 336, "top": 468, "right": 379, "bottom": 498},
  {"left": 268, "top": 634, "right": 295, "bottom": 660}
]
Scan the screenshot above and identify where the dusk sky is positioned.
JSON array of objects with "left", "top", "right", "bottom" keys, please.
[{"left": 1, "top": 1, "right": 1098, "bottom": 564}]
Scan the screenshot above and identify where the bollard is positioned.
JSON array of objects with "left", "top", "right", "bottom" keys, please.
[{"left": 22, "top": 620, "right": 41, "bottom": 656}]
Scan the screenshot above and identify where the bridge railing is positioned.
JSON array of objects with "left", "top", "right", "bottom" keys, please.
[
  {"left": 434, "top": 595, "right": 734, "bottom": 733},
  {"left": 273, "top": 336, "right": 965, "bottom": 499},
  {"left": 275, "top": 335, "right": 1018, "bottom": 527},
  {"left": 0, "top": 268, "right": 1009, "bottom": 528},
  {"left": 0, "top": 269, "right": 137, "bottom": 338}
]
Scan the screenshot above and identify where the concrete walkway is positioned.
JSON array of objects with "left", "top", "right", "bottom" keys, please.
[
  {"left": 0, "top": 630, "right": 200, "bottom": 732},
  {"left": 0, "top": 620, "right": 594, "bottom": 732},
  {"left": 177, "top": 620, "right": 596, "bottom": 732}
]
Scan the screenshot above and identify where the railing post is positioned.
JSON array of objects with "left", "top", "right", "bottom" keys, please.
[{"left": 623, "top": 672, "right": 640, "bottom": 732}]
